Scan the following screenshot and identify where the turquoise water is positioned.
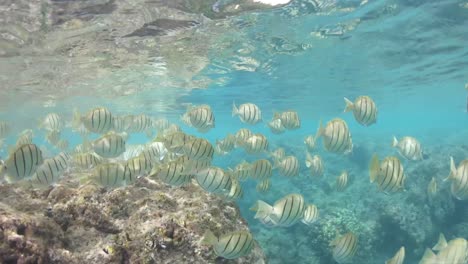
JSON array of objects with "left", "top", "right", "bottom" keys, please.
[{"left": 1, "top": 0, "right": 468, "bottom": 263}]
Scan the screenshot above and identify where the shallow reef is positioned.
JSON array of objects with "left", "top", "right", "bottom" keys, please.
[{"left": 0, "top": 177, "right": 265, "bottom": 264}]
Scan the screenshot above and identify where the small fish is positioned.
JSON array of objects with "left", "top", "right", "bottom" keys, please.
[
  {"left": 183, "top": 138, "right": 214, "bottom": 161},
  {"left": 0, "top": 121, "right": 11, "bottom": 138},
  {"left": 120, "top": 144, "right": 145, "bottom": 160},
  {"left": 201, "top": 230, "right": 254, "bottom": 259},
  {"left": 153, "top": 118, "right": 170, "bottom": 131},
  {"left": 344, "top": 96, "right": 377, "bottom": 126},
  {"left": 267, "top": 118, "right": 286, "bottom": 134},
  {"left": 156, "top": 131, "right": 194, "bottom": 153},
  {"left": 445, "top": 157, "right": 468, "bottom": 200},
  {"left": 45, "top": 130, "right": 61, "bottom": 145},
  {"left": 181, "top": 104, "right": 215, "bottom": 133},
  {"left": 302, "top": 204, "right": 319, "bottom": 225},
  {"left": 330, "top": 232, "right": 358, "bottom": 264},
  {"left": 73, "top": 152, "right": 102, "bottom": 169},
  {"left": 392, "top": 136, "right": 423, "bottom": 161},
  {"left": 275, "top": 155, "right": 299, "bottom": 177},
  {"left": 251, "top": 194, "right": 305, "bottom": 227},
  {"left": 124, "top": 114, "right": 154, "bottom": 137},
  {"left": 256, "top": 179, "right": 271, "bottom": 193},
  {"left": 305, "top": 152, "right": 324, "bottom": 177},
  {"left": 74, "top": 107, "right": 114, "bottom": 134},
  {"left": 232, "top": 102, "right": 262, "bottom": 125},
  {"left": 270, "top": 148, "right": 285, "bottom": 162},
  {"left": 175, "top": 155, "right": 211, "bottom": 175},
  {"left": 195, "top": 166, "right": 232, "bottom": 194},
  {"left": 336, "top": 171, "right": 348, "bottom": 191},
  {"left": 243, "top": 134, "right": 269, "bottom": 154},
  {"left": 140, "top": 142, "right": 168, "bottom": 162},
  {"left": 369, "top": 154, "right": 405, "bottom": 193},
  {"left": 273, "top": 110, "right": 300, "bottom": 130},
  {"left": 420, "top": 234, "right": 468, "bottom": 264},
  {"left": 385, "top": 246, "right": 405, "bottom": 264},
  {"left": 127, "top": 154, "right": 154, "bottom": 177},
  {"left": 229, "top": 161, "right": 251, "bottom": 181},
  {"left": 250, "top": 159, "right": 272, "bottom": 180},
  {"left": 31, "top": 158, "right": 64, "bottom": 187},
  {"left": 427, "top": 177, "right": 437, "bottom": 200},
  {"left": 234, "top": 128, "right": 253, "bottom": 146},
  {"left": 39, "top": 113, "right": 63, "bottom": 132},
  {"left": 224, "top": 178, "right": 243, "bottom": 200},
  {"left": 54, "top": 152, "right": 71, "bottom": 172},
  {"left": 92, "top": 133, "right": 126, "bottom": 158},
  {"left": 304, "top": 135, "right": 315, "bottom": 151},
  {"left": 91, "top": 163, "right": 131, "bottom": 187},
  {"left": 150, "top": 161, "right": 190, "bottom": 186},
  {"left": 215, "top": 134, "right": 236, "bottom": 155},
  {"left": 112, "top": 116, "right": 126, "bottom": 133},
  {"left": 0, "top": 144, "right": 43, "bottom": 183},
  {"left": 315, "top": 118, "right": 353, "bottom": 154}
]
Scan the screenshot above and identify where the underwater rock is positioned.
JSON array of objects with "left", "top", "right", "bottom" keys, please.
[{"left": 0, "top": 178, "right": 266, "bottom": 263}]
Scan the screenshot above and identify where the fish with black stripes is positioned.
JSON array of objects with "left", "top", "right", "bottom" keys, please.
[
  {"left": 124, "top": 114, "right": 154, "bottom": 137},
  {"left": 73, "top": 107, "right": 114, "bottom": 134},
  {"left": 73, "top": 152, "right": 103, "bottom": 169},
  {"left": 89, "top": 163, "right": 132, "bottom": 187},
  {"left": 183, "top": 138, "right": 214, "bottom": 161},
  {"left": 232, "top": 102, "right": 262, "bottom": 125},
  {"left": 195, "top": 166, "right": 232, "bottom": 194},
  {"left": 201, "top": 230, "right": 255, "bottom": 259},
  {"left": 302, "top": 204, "right": 319, "bottom": 225},
  {"left": 392, "top": 136, "right": 423, "bottom": 160},
  {"left": 274, "top": 155, "right": 299, "bottom": 177},
  {"left": 0, "top": 144, "right": 43, "bottom": 183},
  {"left": 181, "top": 104, "right": 215, "bottom": 133},
  {"left": 251, "top": 193, "right": 305, "bottom": 227},
  {"left": 369, "top": 154, "right": 405, "bottom": 193},
  {"left": 330, "top": 232, "right": 358, "bottom": 264},
  {"left": 242, "top": 134, "right": 269, "bottom": 154},
  {"left": 256, "top": 179, "right": 271, "bottom": 193},
  {"left": 315, "top": 118, "right": 353, "bottom": 154},
  {"left": 273, "top": 110, "right": 300, "bottom": 130},
  {"left": 344, "top": 96, "right": 377, "bottom": 126},
  {"left": 127, "top": 154, "right": 154, "bottom": 178},
  {"left": 39, "top": 113, "right": 63, "bottom": 132},
  {"left": 445, "top": 157, "right": 468, "bottom": 200},
  {"left": 150, "top": 161, "right": 191, "bottom": 187},
  {"left": 336, "top": 171, "right": 349, "bottom": 191},
  {"left": 305, "top": 152, "right": 324, "bottom": 177},
  {"left": 92, "top": 132, "right": 126, "bottom": 158},
  {"left": 250, "top": 159, "right": 272, "bottom": 180},
  {"left": 31, "top": 157, "right": 66, "bottom": 187}
]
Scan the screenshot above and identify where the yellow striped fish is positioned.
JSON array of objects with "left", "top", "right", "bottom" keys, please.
[
  {"left": 445, "top": 157, "right": 468, "bottom": 200},
  {"left": 91, "top": 163, "right": 131, "bottom": 187},
  {"left": 150, "top": 161, "right": 191, "bottom": 186},
  {"left": 330, "top": 232, "right": 358, "bottom": 264},
  {"left": 92, "top": 133, "right": 126, "bottom": 158},
  {"left": 243, "top": 134, "right": 268, "bottom": 154},
  {"left": 73, "top": 152, "right": 102, "bottom": 169},
  {"left": 215, "top": 134, "right": 236, "bottom": 155},
  {"left": 176, "top": 156, "right": 211, "bottom": 175},
  {"left": 250, "top": 159, "right": 272, "bottom": 180},
  {"left": 0, "top": 121, "right": 10, "bottom": 138},
  {"left": 127, "top": 154, "right": 153, "bottom": 177},
  {"left": 232, "top": 102, "right": 262, "bottom": 125},
  {"left": 392, "top": 136, "right": 423, "bottom": 161},
  {"left": 273, "top": 110, "right": 300, "bottom": 130},
  {"left": 54, "top": 152, "right": 71, "bottom": 172},
  {"left": 156, "top": 131, "right": 194, "bottom": 153},
  {"left": 124, "top": 114, "right": 154, "bottom": 137},
  {"left": 267, "top": 118, "right": 285, "bottom": 134},
  {"left": 31, "top": 158, "right": 64, "bottom": 187},
  {"left": 251, "top": 194, "right": 305, "bottom": 227},
  {"left": 183, "top": 138, "right": 214, "bottom": 161},
  {"left": 234, "top": 128, "right": 253, "bottom": 146},
  {"left": 74, "top": 107, "right": 114, "bottom": 134},
  {"left": 224, "top": 179, "right": 243, "bottom": 200},
  {"left": 315, "top": 118, "right": 353, "bottom": 154},
  {"left": 256, "top": 179, "right": 271, "bottom": 193},
  {"left": 195, "top": 167, "right": 232, "bottom": 194},
  {"left": 301, "top": 204, "right": 319, "bottom": 225},
  {"left": 275, "top": 155, "right": 299, "bottom": 177},
  {"left": 201, "top": 230, "right": 254, "bottom": 259},
  {"left": 344, "top": 96, "right": 377, "bottom": 126},
  {"left": 39, "top": 113, "right": 63, "bottom": 132},
  {"left": 369, "top": 154, "right": 405, "bottom": 193},
  {"left": 427, "top": 177, "right": 437, "bottom": 200},
  {"left": 181, "top": 104, "right": 215, "bottom": 133},
  {"left": 386, "top": 246, "right": 405, "bottom": 264},
  {"left": 420, "top": 235, "right": 468, "bottom": 264},
  {"left": 0, "top": 144, "right": 43, "bottom": 183},
  {"left": 336, "top": 171, "right": 349, "bottom": 191},
  {"left": 229, "top": 161, "right": 251, "bottom": 181},
  {"left": 305, "top": 152, "right": 324, "bottom": 177},
  {"left": 304, "top": 135, "right": 315, "bottom": 151}
]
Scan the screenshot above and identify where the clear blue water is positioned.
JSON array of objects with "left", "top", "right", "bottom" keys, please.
[{"left": 1, "top": 0, "right": 468, "bottom": 263}]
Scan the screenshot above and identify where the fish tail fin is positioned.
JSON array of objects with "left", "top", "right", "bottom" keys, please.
[
  {"left": 315, "top": 119, "right": 324, "bottom": 140},
  {"left": 369, "top": 154, "right": 380, "bottom": 183},
  {"left": 201, "top": 230, "right": 217, "bottom": 246},
  {"left": 432, "top": 233, "right": 447, "bottom": 251},
  {"left": 72, "top": 108, "right": 82, "bottom": 129},
  {"left": 343, "top": 97, "right": 354, "bottom": 112},
  {"left": 419, "top": 248, "right": 437, "bottom": 264},
  {"left": 444, "top": 157, "right": 457, "bottom": 181},
  {"left": 392, "top": 136, "right": 398, "bottom": 147},
  {"left": 250, "top": 200, "right": 273, "bottom": 219},
  {"left": 232, "top": 102, "right": 238, "bottom": 117}
]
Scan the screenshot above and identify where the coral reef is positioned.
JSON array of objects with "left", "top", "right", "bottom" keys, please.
[{"left": 0, "top": 178, "right": 265, "bottom": 263}]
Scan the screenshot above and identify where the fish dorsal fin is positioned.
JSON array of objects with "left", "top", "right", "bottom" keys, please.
[
  {"left": 432, "top": 233, "right": 447, "bottom": 251},
  {"left": 392, "top": 136, "right": 399, "bottom": 148},
  {"left": 343, "top": 97, "right": 354, "bottom": 112},
  {"left": 314, "top": 119, "right": 324, "bottom": 140},
  {"left": 444, "top": 157, "right": 457, "bottom": 182},
  {"left": 419, "top": 248, "right": 437, "bottom": 264}
]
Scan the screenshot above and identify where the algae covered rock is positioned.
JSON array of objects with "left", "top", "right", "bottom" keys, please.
[{"left": 0, "top": 178, "right": 266, "bottom": 263}]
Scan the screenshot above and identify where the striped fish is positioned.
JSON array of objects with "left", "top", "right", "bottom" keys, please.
[
  {"left": 232, "top": 102, "right": 262, "bottom": 125},
  {"left": 112, "top": 116, "right": 126, "bottom": 133},
  {"left": 445, "top": 157, "right": 468, "bottom": 200},
  {"left": 54, "top": 152, "right": 71, "bottom": 172},
  {"left": 92, "top": 163, "right": 131, "bottom": 187},
  {"left": 224, "top": 179, "right": 243, "bottom": 200},
  {"left": 267, "top": 118, "right": 285, "bottom": 134},
  {"left": 330, "top": 232, "right": 358, "bottom": 264},
  {"left": 181, "top": 104, "right": 215, "bottom": 133},
  {"left": 256, "top": 179, "right": 271, "bottom": 193},
  {"left": 0, "top": 121, "right": 10, "bottom": 138},
  {"left": 252, "top": 194, "right": 305, "bottom": 227},
  {"left": 369, "top": 154, "right": 405, "bottom": 193},
  {"left": 195, "top": 167, "right": 232, "bottom": 194},
  {"left": 1, "top": 144, "right": 43, "bottom": 183},
  {"left": 31, "top": 158, "right": 64, "bottom": 187},
  {"left": 124, "top": 114, "right": 154, "bottom": 136},
  {"left": 336, "top": 171, "right": 348, "bottom": 191},
  {"left": 302, "top": 204, "right": 319, "bottom": 225},
  {"left": 229, "top": 161, "right": 251, "bottom": 181},
  {"left": 275, "top": 155, "right": 299, "bottom": 177},
  {"left": 273, "top": 110, "right": 300, "bottom": 130},
  {"left": 73, "top": 124, "right": 89, "bottom": 138},
  {"left": 386, "top": 247, "right": 405, "bottom": 264},
  {"left": 183, "top": 138, "right": 214, "bottom": 161},
  {"left": 175, "top": 156, "right": 211, "bottom": 175},
  {"left": 344, "top": 96, "right": 377, "bottom": 126},
  {"left": 243, "top": 134, "right": 268, "bottom": 154},
  {"left": 270, "top": 148, "right": 285, "bottom": 162},
  {"left": 92, "top": 133, "right": 126, "bottom": 158},
  {"left": 120, "top": 144, "right": 145, "bottom": 160},
  {"left": 305, "top": 152, "right": 324, "bottom": 177},
  {"left": 315, "top": 118, "right": 353, "bottom": 154},
  {"left": 392, "top": 136, "right": 423, "bottom": 161},
  {"left": 16, "top": 129, "right": 33, "bottom": 146},
  {"left": 150, "top": 161, "right": 191, "bottom": 186},
  {"left": 420, "top": 235, "right": 468, "bottom": 264},
  {"left": 250, "top": 159, "right": 272, "bottom": 180},
  {"left": 73, "top": 152, "right": 102, "bottom": 169},
  {"left": 153, "top": 118, "right": 170, "bottom": 131},
  {"left": 140, "top": 142, "right": 167, "bottom": 162},
  {"left": 75, "top": 107, "right": 114, "bottom": 134},
  {"left": 234, "top": 128, "right": 253, "bottom": 146},
  {"left": 201, "top": 230, "right": 254, "bottom": 259},
  {"left": 215, "top": 134, "right": 236, "bottom": 155},
  {"left": 39, "top": 113, "right": 63, "bottom": 132},
  {"left": 304, "top": 135, "right": 315, "bottom": 151},
  {"left": 127, "top": 154, "right": 153, "bottom": 177},
  {"left": 156, "top": 131, "right": 194, "bottom": 153}
]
